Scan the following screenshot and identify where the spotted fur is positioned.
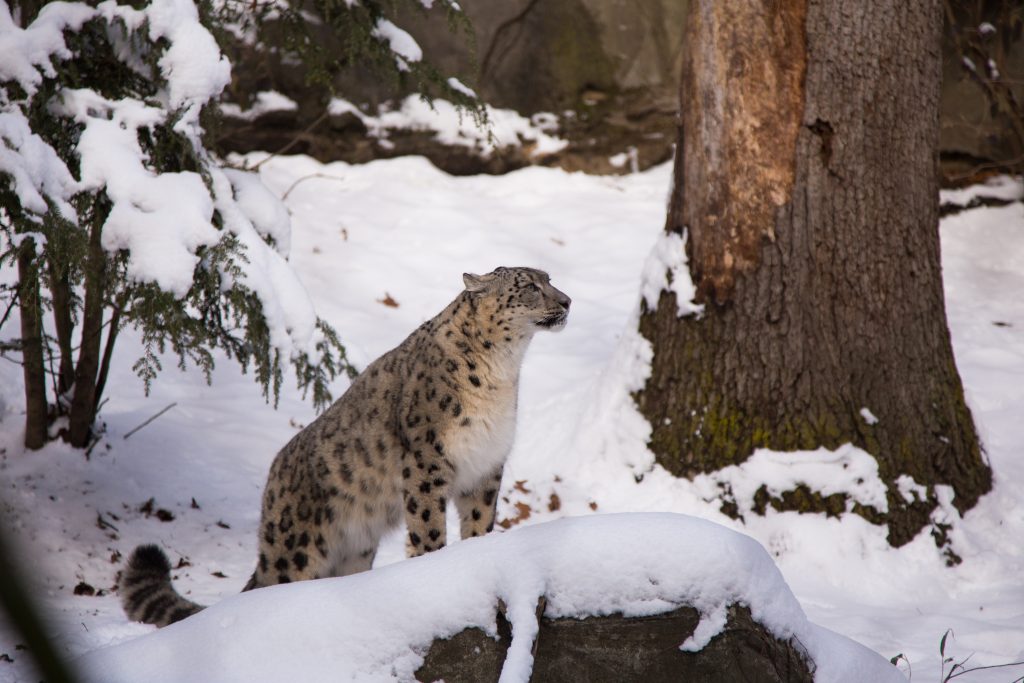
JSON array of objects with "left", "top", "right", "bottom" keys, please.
[{"left": 120, "top": 266, "right": 570, "bottom": 627}]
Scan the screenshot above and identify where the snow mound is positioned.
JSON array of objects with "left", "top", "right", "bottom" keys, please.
[{"left": 78, "top": 513, "right": 901, "bottom": 683}]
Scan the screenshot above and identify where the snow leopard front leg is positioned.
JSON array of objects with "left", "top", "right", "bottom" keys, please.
[
  {"left": 401, "top": 444, "right": 455, "bottom": 557},
  {"left": 456, "top": 467, "right": 503, "bottom": 539}
]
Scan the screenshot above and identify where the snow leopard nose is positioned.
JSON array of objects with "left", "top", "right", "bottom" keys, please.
[{"left": 554, "top": 290, "right": 571, "bottom": 310}]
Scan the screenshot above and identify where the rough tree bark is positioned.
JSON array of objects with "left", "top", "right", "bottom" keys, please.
[
  {"left": 636, "top": 0, "right": 992, "bottom": 549},
  {"left": 47, "top": 262, "right": 76, "bottom": 397},
  {"left": 17, "top": 238, "right": 47, "bottom": 450},
  {"left": 67, "top": 209, "right": 108, "bottom": 448}
]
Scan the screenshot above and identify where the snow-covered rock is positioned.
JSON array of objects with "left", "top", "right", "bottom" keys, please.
[{"left": 78, "top": 513, "right": 901, "bottom": 682}]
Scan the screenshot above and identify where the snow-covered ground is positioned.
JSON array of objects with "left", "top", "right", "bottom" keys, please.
[{"left": 1, "top": 157, "right": 1023, "bottom": 682}]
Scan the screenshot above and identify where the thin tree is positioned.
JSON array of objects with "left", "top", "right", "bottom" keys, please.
[{"left": 636, "top": 0, "right": 991, "bottom": 552}]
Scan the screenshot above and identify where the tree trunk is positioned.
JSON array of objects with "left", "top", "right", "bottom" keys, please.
[
  {"left": 93, "top": 299, "right": 123, "bottom": 416},
  {"left": 11, "top": 0, "right": 45, "bottom": 27},
  {"left": 636, "top": 0, "right": 991, "bottom": 549},
  {"left": 17, "top": 238, "right": 48, "bottom": 450},
  {"left": 67, "top": 209, "right": 107, "bottom": 448},
  {"left": 48, "top": 262, "right": 76, "bottom": 399}
]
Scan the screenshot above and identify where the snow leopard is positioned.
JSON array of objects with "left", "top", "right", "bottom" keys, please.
[{"left": 119, "top": 266, "right": 571, "bottom": 627}]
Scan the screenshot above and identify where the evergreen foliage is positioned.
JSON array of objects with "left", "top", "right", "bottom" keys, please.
[
  {"left": 212, "top": 0, "right": 485, "bottom": 125},
  {"left": 0, "top": 0, "right": 478, "bottom": 449}
]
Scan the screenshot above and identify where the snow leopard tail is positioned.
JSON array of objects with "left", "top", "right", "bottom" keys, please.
[{"left": 119, "top": 544, "right": 205, "bottom": 627}]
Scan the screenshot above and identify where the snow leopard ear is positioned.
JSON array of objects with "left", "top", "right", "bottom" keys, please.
[{"left": 463, "top": 272, "right": 495, "bottom": 293}]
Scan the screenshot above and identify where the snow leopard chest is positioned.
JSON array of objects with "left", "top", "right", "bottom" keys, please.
[{"left": 445, "top": 390, "right": 518, "bottom": 495}]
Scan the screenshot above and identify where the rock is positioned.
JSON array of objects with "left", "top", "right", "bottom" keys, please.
[
  {"left": 215, "top": 1, "right": 1022, "bottom": 180},
  {"left": 215, "top": 0, "right": 687, "bottom": 175},
  {"left": 415, "top": 603, "right": 814, "bottom": 683}
]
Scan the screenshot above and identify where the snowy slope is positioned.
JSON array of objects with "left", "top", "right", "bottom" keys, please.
[{"left": 1, "top": 158, "right": 1023, "bottom": 682}]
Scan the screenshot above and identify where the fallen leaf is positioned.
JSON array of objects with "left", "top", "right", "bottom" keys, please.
[
  {"left": 73, "top": 582, "right": 96, "bottom": 596},
  {"left": 378, "top": 293, "right": 399, "bottom": 308},
  {"left": 211, "top": 571, "right": 227, "bottom": 579},
  {"left": 548, "top": 492, "right": 561, "bottom": 512},
  {"left": 513, "top": 480, "right": 530, "bottom": 494},
  {"left": 497, "top": 501, "right": 533, "bottom": 529}
]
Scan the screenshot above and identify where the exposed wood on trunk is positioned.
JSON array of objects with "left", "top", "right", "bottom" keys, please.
[
  {"left": 637, "top": 0, "right": 991, "bottom": 548},
  {"left": 681, "top": 0, "right": 807, "bottom": 304}
]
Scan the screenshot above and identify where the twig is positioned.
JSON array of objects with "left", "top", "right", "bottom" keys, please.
[
  {"left": 84, "top": 434, "right": 103, "bottom": 459},
  {"left": 948, "top": 659, "right": 1024, "bottom": 680},
  {"left": 281, "top": 173, "right": 348, "bottom": 201},
  {"left": 95, "top": 512, "right": 119, "bottom": 533},
  {"left": 946, "top": 154, "right": 1024, "bottom": 183},
  {"left": 0, "top": 290, "right": 19, "bottom": 330},
  {"left": 252, "top": 109, "right": 330, "bottom": 171},
  {"left": 122, "top": 402, "right": 177, "bottom": 440},
  {"left": 0, "top": 343, "right": 24, "bottom": 366}
]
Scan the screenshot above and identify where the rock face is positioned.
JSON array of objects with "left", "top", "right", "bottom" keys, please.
[
  {"left": 217, "top": 0, "right": 687, "bottom": 175},
  {"left": 415, "top": 603, "right": 814, "bottom": 683},
  {"left": 219, "top": 1, "right": 1022, "bottom": 179},
  {"left": 938, "top": 0, "right": 1024, "bottom": 184}
]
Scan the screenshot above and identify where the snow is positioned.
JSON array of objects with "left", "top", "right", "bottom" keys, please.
[
  {"left": 77, "top": 514, "right": 899, "bottom": 683},
  {"left": 640, "top": 229, "right": 704, "bottom": 317},
  {"left": 2, "top": 156, "right": 1024, "bottom": 682},
  {"left": 691, "top": 444, "right": 890, "bottom": 517},
  {"left": 941, "top": 174, "right": 1023, "bottom": 206},
  {"left": 0, "top": 2, "right": 95, "bottom": 98},
  {"left": 223, "top": 168, "right": 293, "bottom": 256},
  {"left": 220, "top": 90, "right": 298, "bottom": 121},
  {"left": 208, "top": 165, "right": 318, "bottom": 355},
  {"left": 859, "top": 407, "right": 879, "bottom": 425},
  {"left": 446, "top": 76, "right": 477, "bottom": 99},
  {"left": 372, "top": 19, "right": 422, "bottom": 72},
  {"left": 146, "top": 0, "right": 231, "bottom": 117},
  {"left": 65, "top": 92, "right": 220, "bottom": 297},
  {"left": 896, "top": 475, "right": 928, "bottom": 504},
  {"left": 0, "top": 112, "right": 79, "bottom": 220},
  {"left": 328, "top": 96, "right": 568, "bottom": 157}
]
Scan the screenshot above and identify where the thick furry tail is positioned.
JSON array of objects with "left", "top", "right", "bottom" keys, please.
[{"left": 119, "top": 544, "right": 204, "bottom": 627}]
